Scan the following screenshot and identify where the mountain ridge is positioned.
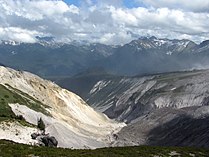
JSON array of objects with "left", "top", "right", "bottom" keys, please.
[
  {"left": 56, "top": 69, "right": 209, "bottom": 122},
  {"left": 1, "top": 36, "right": 209, "bottom": 77}
]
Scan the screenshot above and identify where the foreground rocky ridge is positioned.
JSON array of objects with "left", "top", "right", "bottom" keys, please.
[{"left": 0, "top": 66, "right": 124, "bottom": 149}]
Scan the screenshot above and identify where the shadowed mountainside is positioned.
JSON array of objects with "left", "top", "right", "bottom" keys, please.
[{"left": 114, "top": 106, "right": 209, "bottom": 147}]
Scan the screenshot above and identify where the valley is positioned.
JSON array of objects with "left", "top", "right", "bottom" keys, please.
[
  {"left": 1, "top": 59, "right": 209, "bottom": 154},
  {"left": 1, "top": 49, "right": 209, "bottom": 155},
  {"left": 56, "top": 69, "right": 209, "bottom": 148}
]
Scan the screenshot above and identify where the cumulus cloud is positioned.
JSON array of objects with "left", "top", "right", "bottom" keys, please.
[
  {"left": 0, "top": 0, "right": 208, "bottom": 44},
  {"left": 139, "top": 0, "right": 209, "bottom": 12},
  {"left": 0, "top": 27, "right": 40, "bottom": 43}
]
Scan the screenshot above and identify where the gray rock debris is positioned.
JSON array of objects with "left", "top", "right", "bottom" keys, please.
[{"left": 31, "top": 132, "right": 58, "bottom": 147}]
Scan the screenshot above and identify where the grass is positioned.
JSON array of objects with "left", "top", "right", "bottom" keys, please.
[
  {"left": 0, "top": 85, "right": 18, "bottom": 121},
  {"left": 0, "top": 84, "right": 50, "bottom": 124},
  {"left": 5, "top": 83, "right": 51, "bottom": 115},
  {"left": 0, "top": 140, "right": 209, "bottom": 157}
]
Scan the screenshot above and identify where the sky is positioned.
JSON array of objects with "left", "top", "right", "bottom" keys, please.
[{"left": 0, "top": 0, "right": 209, "bottom": 45}]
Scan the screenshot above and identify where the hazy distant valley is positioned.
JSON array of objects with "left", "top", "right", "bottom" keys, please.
[{"left": 1, "top": 37, "right": 209, "bottom": 78}]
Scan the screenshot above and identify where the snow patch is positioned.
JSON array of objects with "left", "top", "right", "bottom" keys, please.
[
  {"left": 166, "top": 51, "right": 173, "bottom": 55},
  {"left": 11, "top": 51, "right": 17, "bottom": 55},
  {"left": 90, "top": 80, "right": 111, "bottom": 94},
  {"left": 2, "top": 40, "right": 20, "bottom": 45},
  {"left": 178, "top": 41, "right": 189, "bottom": 47},
  {"left": 154, "top": 39, "right": 168, "bottom": 46},
  {"left": 171, "top": 87, "right": 176, "bottom": 91}
]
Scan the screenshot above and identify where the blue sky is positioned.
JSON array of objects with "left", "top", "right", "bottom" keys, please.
[
  {"left": 64, "top": 0, "right": 80, "bottom": 6},
  {"left": 63, "top": 0, "right": 141, "bottom": 8}
]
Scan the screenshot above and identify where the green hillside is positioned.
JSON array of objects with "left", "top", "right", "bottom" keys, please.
[
  {"left": 0, "top": 140, "right": 208, "bottom": 157},
  {"left": 0, "top": 84, "right": 50, "bottom": 122}
]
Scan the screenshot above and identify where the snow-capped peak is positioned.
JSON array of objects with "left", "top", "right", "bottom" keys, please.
[{"left": 1, "top": 40, "right": 21, "bottom": 46}]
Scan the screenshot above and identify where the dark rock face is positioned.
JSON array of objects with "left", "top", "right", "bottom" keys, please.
[{"left": 0, "top": 63, "right": 5, "bottom": 67}]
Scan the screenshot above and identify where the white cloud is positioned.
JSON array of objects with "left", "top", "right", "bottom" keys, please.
[
  {"left": 0, "top": 27, "right": 40, "bottom": 43},
  {"left": 139, "top": 0, "right": 209, "bottom": 12},
  {"left": 0, "top": 0, "right": 79, "bottom": 21},
  {"left": 0, "top": 0, "right": 208, "bottom": 45},
  {"left": 110, "top": 6, "right": 138, "bottom": 26},
  {"left": 129, "top": 7, "right": 209, "bottom": 34},
  {"left": 85, "top": 0, "right": 93, "bottom": 6}
]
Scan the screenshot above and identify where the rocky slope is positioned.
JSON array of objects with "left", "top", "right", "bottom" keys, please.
[
  {"left": 57, "top": 69, "right": 209, "bottom": 147},
  {"left": 113, "top": 106, "right": 209, "bottom": 148},
  {"left": 58, "top": 69, "right": 209, "bottom": 123},
  {"left": 0, "top": 66, "right": 125, "bottom": 149}
]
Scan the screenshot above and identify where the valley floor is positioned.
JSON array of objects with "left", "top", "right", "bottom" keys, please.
[{"left": 0, "top": 140, "right": 209, "bottom": 157}]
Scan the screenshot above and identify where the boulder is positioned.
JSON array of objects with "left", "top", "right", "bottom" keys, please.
[
  {"left": 40, "top": 136, "right": 58, "bottom": 147},
  {"left": 31, "top": 132, "right": 58, "bottom": 147},
  {"left": 31, "top": 133, "right": 39, "bottom": 139}
]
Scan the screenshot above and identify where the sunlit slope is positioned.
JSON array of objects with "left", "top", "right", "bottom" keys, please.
[{"left": 0, "top": 66, "right": 124, "bottom": 148}]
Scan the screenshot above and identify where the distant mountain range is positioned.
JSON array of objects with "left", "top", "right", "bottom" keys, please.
[{"left": 0, "top": 36, "right": 209, "bottom": 77}]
